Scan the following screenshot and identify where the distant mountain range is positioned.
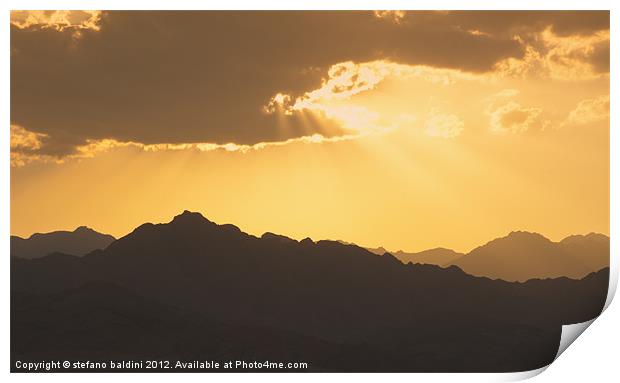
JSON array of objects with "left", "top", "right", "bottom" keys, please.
[
  {"left": 11, "top": 211, "right": 609, "bottom": 372},
  {"left": 446, "top": 231, "right": 609, "bottom": 282},
  {"left": 11, "top": 226, "right": 115, "bottom": 259},
  {"left": 367, "top": 246, "right": 463, "bottom": 266},
  {"left": 13, "top": 224, "right": 608, "bottom": 282},
  {"left": 366, "top": 231, "right": 608, "bottom": 282}
]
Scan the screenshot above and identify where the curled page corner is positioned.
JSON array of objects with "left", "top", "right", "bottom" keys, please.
[
  {"left": 505, "top": 319, "right": 599, "bottom": 381},
  {"left": 508, "top": 271, "right": 614, "bottom": 381},
  {"left": 495, "top": 366, "right": 548, "bottom": 382},
  {"left": 604, "top": 254, "right": 618, "bottom": 311},
  {"left": 554, "top": 318, "right": 596, "bottom": 360}
]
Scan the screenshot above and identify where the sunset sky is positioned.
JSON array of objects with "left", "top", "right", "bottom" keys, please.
[{"left": 10, "top": 11, "right": 609, "bottom": 253}]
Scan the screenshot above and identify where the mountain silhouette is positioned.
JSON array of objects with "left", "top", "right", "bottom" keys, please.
[
  {"left": 11, "top": 211, "right": 609, "bottom": 372},
  {"left": 390, "top": 247, "right": 464, "bottom": 265},
  {"left": 10, "top": 226, "right": 115, "bottom": 259},
  {"left": 559, "top": 233, "right": 610, "bottom": 272},
  {"left": 365, "top": 245, "right": 389, "bottom": 255},
  {"left": 364, "top": 233, "right": 608, "bottom": 281},
  {"left": 446, "top": 231, "right": 609, "bottom": 282}
]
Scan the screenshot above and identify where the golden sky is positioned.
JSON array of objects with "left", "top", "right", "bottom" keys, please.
[{"left": 10, "top": 11, "right": 609, "bottom": 253}]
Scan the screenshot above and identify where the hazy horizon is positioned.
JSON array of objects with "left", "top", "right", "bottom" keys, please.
[{"left": 9, "top": 209, "right": 610, "bottom": 255}]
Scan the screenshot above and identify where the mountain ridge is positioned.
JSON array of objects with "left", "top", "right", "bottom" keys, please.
[
  {"left": 445, "top": 230, "right": 608, "bottom": 282},
  {"left": 12, "top": 213, "right": 609, "bottom": 282},
  {"left": 362, "top": 230, "right": 608, "bottom": 282},
  {"left": 11, "top": 226, "right": 115, "bottom": 259},
  {"left": 11, "top": 210, "right": 609, "bottom": 372}
]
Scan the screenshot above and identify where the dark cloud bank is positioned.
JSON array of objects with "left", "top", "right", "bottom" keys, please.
[{"left": 11, "top": 11, "right": 609, "bottom": 157}]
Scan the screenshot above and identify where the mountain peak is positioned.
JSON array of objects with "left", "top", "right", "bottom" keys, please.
[
  {"left": 261, "top": 232, "right": 297, "bottom": 244},
  {"left": 11, "top": 226, "right": 115, "bottom": 259},
  {"left": 171, "top": 210, "right": 212, "bottom": 224},
  {"left": 500, "top": 231, "right": 552, "bottom": 245},
  {"left": 300, "top": 237, "right": 314, "bottom": 246},
  {"left": 506, "top": 230, "right": 548, "bottom": 239},
  {"left": 561, "top": 232, "right": 609, "bottom": 244},
  {"left": 74, "top": 226, "right": 93, "bottom": 233},
  {"left": 467, "top": 231, "right": 554, "bottom": 255}
]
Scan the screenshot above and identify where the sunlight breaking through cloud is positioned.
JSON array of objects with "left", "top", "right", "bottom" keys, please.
[
  {"left": 9, "top": 132, "right": 366, "bottom": 167},
  {"left": 10, "top": 10, "right": 102, "bottom": 31},
  {"left": 494, "top": 28, "right": 609, "bottom": 80}
]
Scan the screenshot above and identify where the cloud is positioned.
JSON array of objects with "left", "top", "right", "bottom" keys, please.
[
  {"left": 10, "top": 10, "right": 102, "bottom": 31},
  {"left": 439, "top": 10, "right": 608, "bottom": 38},
  {"left": 9, "top": 132, "right": 364, "bottom": 168},
  {"left": 494, "top": 28, "right": 610, "bottom": 80},
  {"left": 10, "top": 11, "right": 608, "bottom": 163},
  {"left": 424, "top": 110, "right": 464, "bottom": 138},
  {"left": 291, "top": 60, "right": 473, "bottom": 107},
  {"left": 10, "top": 125, "right": 50, "bottom": 167},
  {"left": 373, "top": 11, "right": 406, "bottom": 23},
  {"left": 10, "top": 124, "right": 47, "bottom": 151},
  {"left": 277, "top": 60, "right": 478, "bottom": 133},
  {"left": 488, "top": 102, "right": 544, "bottom": 134},
  {"left": 292, "top": 61, "right": 391, "bottom": 107},
  {"left": 9, "top": 11, "right": 525, "bottom": 159},
  {"left": 563, "top": 95, "right": 610, "bottom": 126},
  {"left": 11, "top": 57, "right": 483, "bottom": 167},
  {"left": 486, "top": 91, "right": 547, "bottom": 134}
]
